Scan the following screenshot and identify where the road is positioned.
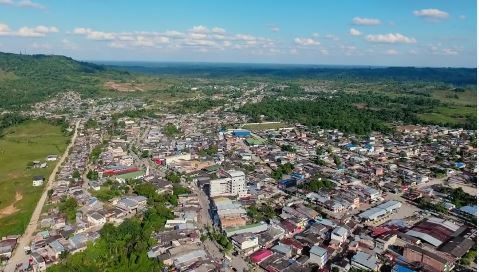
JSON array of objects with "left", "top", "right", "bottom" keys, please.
[
  {"left": 190, "top": 182, "right": 250, "bottom": 272},
  {"left": 4, "top": 120, "right": 81, "bottom": 272}
]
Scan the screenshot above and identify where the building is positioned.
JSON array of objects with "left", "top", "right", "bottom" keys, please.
[
  {"left": 309, "top": 245, "right": 328, "bottom": 268},
  {"left": 231, "top": 233, "right": 259, "bottom": 252},
  {"left": 405, "top": 217, "right": 461, "bottom": 247},
  {"left": 232, "top": 129, "right": 251, "bottom": 138},
  {"left": 358, "top": 200, "right": 402, "bottom": 223},
  {"left": 331, "top": 226, "right": 348, "bottom": 243},
  {"left": 32, "top": 176, "right": 45, "bottom": 187},
  {"left": 404, "top": 244, "right": 454, "bottom": 272},
  {"left": 351, "top": 251, "right": 380, "bottom": 271},
  {"left": 210, "top": 170, "right": 248, "bottom": 198}
]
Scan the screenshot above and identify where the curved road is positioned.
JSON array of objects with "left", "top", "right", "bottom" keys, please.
[{"left": 4, "top": 120, "right": 80, "bottom": 272}]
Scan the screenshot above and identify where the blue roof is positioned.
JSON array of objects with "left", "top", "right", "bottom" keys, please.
[
  {"left": 459, "top": 205, "right": 477, "bottom": 216},
  {"left": 393, "top": 264, "right": 416, "bottom": 272}
]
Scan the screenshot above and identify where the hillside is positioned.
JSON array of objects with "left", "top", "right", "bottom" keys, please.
[{"left": 0, "top": 52, "right": 129, "bottom": 109}]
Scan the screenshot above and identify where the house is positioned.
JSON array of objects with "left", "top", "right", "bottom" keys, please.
[
  {"left": 86, "top": 211, "right": 106, "bottom": 226},
  {"left": 351, "top": 251, "right": 380, "bottom": 271},
  {"left": 33, "top": 175, "right": 45, "bottom": 187},
  {"left": 331, "top": 226, "right": 348, "bottom": 243},
  {"left": 309, "top": 245, "right": 328, "bottom": 268},
  {"left": 46, "top": 155, "right": 58, "bottom": 161}
]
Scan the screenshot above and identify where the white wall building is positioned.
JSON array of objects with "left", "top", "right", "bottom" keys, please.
[{"left": 210, "top": 170, "right": 248, "bottom": 198}]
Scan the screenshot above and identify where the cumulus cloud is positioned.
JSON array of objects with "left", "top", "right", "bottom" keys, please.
[
  {"left": 71, "top": 25, "right": 276, "bottom": 53},
  {"left": 189, "top": 25, "right": 209, "bottom": 33},
  {"left": 294, "top": 37, "right": 320, "bottom": 46},
  {"left": 73, "top": 27, "right": 115, "bottom": 40},
  {"left": 0, "top": 0, "right": 45, "bottom": 9},
  {"left": 349, "top": 28, "right": 362, "bottom": 36},
  {"left": 0, "top": 23, "right": 58, "bottom": 37},
  {"left": 352, "top": 17, "right": 381, "bottom": 26},
  {"left": 211, "top": 27, "right": 226, "bottom": 34},
  {"left": 0, "top": 23, "right": 11, "bottom": 35},
  {"left": 366, "top": 33, "right": 416, "bottom": 44},
  {"left": 413, "top": 9, "right": 449, "bottom": 19}
]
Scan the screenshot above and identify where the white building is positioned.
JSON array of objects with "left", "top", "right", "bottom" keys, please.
[
  {"left": 32, "top": 176, "right": 44, "bottom": 187},
  {"left": 309, "top": 245, "right": 328, "bottom": 268},
  {"left": 331, "top": 226, "right": 348, "bottom": 243},
  {"left": 210, "top": 170, "right": 248, "bottom": 198}
]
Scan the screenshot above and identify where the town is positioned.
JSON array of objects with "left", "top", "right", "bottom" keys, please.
[{"left": 0, "top": 84, "right": 476, "bottom": 272}]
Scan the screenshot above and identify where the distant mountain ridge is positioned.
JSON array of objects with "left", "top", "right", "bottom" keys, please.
[
  {"left": 0, "top": 52, "right": 128, "bottom": 109},
  {"left": 0, "top": 52, "right": 476, "bottom": 109},
  {"left": 98, "top": 61, "right": 477, "bottom": 86}
]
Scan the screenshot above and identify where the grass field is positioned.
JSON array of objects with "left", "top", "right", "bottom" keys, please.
[
  {"left": 242, "top": 122, "right": 289, "bottom": 130},
  {"left": 418, "top": 104, "right": 476, "bottom": 127},
  {"left": 0, "top": 121, "right": 68, "bottom": 237}
]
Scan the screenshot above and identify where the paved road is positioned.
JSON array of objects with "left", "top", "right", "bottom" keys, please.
[
  {"left": 190, "top": 182, "right": 250, "bottom": 272},
  {"left": 4, "top": 120, "right": 81, "bottom": 272}
]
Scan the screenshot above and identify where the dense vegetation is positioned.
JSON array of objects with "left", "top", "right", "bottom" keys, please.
[
  {"left": 59, "top": 197, "right": 78, "bottom": 224},
  {"left": 0, "top": 113, "right": 27, "bottom": 136},
  {"left": 271, "top": 163, "right": 295, "bottom": 180},
  {"left": 0, "top": 52, "right": 128, "bottom": 109},
  {"left": 247, "top": 204, "right": 278, "bottom": 222},
  {"left": 49, "top": 181, "right": 181, "bottom": 271},
  {"left": 239, "top": 91, "right": 465, "bottom": 134},
  {"left": 175, "top": 98, "right": 226, "bottom": 113},
  {"left": 106, "top": 62, "right": 476, "bottom": 86}
]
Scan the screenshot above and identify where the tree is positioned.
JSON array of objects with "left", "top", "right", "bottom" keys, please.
[
  {"left": 86, "top": 170, "right": 98, "bottom": 180},
  {"left": 59, "top": 197, "right": 78, "bottom": 223},
  {"left": 72, "top": 169, "right": 81, "bottom": 179}
]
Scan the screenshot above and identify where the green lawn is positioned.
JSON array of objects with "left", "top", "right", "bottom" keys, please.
[
  {"left": 242, "top": 122, "right": 289, "bottom": 130},
  {"left": 418, "top": 105, "right": 476, "bottom": 127},
  {"left": 0, "top": 120, "right": 68, "bottom": 237}
]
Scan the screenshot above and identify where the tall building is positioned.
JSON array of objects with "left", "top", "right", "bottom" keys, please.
[
  {"left": 309, "top": 246, "right": 328, "bottom": 268},
  {"left": 210, "top": 170, "right": 248, "bottom": 198}
]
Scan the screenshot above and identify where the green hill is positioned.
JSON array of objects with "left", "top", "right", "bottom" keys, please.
[{"left": 0, "top": 52, "right": 129, "bottom": 109}]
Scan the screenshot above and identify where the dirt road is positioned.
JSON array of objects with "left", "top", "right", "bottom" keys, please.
[{"left": 4, "top": 120, "right": 80, "bottom": 272}]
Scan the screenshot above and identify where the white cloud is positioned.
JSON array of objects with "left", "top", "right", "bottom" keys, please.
[
  {"left": 189, "top": 25, "right": 209, "bottom": 33},
  {"left": 312, "top": 32, "right": 319, "bottom": 37},
  {"left": 73, "top": 27, "right": 115, "bottom": 40},
  {"left": 294, "top": 37, "right": 320, "bottom": 46},
  {"left": 271, "top": 26, "right": 280, "bottom": 32},
  {"left": 0, "top": 23, "right": 11, "bottom": 35},
  {"left": 349, "top": 28, "right": 362, "bottom": 36},
  {"left": 0, "top": 0, "right": 14, "bottom": 5},
  {"left": 69, "top": 25, "right": 276, "bottom": 52},
  {"left": 18, "top": 0, "right": 45, "bottom": 9},
  {"left": 211, "top": 27, "right": 226, "bottom": 34},
  {"left": 413, "top": 9, "right": 449, "bottom": 19},
  {"left": 352, "top": 17, "right": 381, "bottom": 26},
  {"left": 385, "top": 49, "right": 399, "bottom": 55},
  {"left": 366, "top": 33, "right": 416, "bottom": 44},
  {"left": 0, "top": 24, "right": 58, "bottom": 37},
  {"left": 459, "top": 15, "right": 466, "bottom": 20},
  {"left": 290, "top": 48, "right": 298, "bottom": 55}
]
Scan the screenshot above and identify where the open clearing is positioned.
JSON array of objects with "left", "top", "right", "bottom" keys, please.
[
  {"left": 242, "top": 122, "right": 290, "bottom": 130},
  {"left": 0, "top": 120, "right": 68, "bottom": 237}
]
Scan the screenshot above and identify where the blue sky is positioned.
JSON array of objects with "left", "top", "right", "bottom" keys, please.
[{"left": 0, "top": 0, "right": 476, "bottom": 67}]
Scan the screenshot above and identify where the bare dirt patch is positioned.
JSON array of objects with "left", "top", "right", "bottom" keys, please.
[
  {"left": 0, "top": 192, "right": 23, "bottom": 218},
  {"left": 104, "top": 81, "right": 145, "bottom": 92}
]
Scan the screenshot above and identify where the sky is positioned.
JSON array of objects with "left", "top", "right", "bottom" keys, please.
[{"left": 0, "top": 0, "right": 477, "bottom": 67}]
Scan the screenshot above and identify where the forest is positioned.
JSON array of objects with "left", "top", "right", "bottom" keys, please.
[
  {"left": 239, "top": 91, "right": 476, "bottom": 134},
  {"left": 0, "top": 52, "right": 128, "bottom": 109}
]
